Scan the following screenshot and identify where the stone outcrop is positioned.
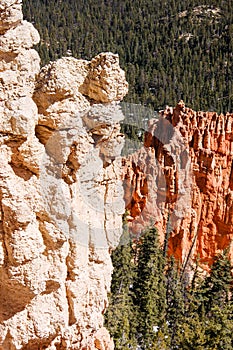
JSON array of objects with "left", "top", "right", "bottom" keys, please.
[
  {"left": 0, "top": 1, "right": 128, "bottom": 349},
  {"left": 124, "top": 101, "right": 233, "bottom": 269}
]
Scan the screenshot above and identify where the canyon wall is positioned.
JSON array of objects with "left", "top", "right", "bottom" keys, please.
[
  {"left": 0, "top": 1, "right": 128, "bottom": 349},
  {"left": 1, "top": 1, "right": 233, "bottom": 348},
  {"left": 124, "top": 101, "right": 233, "bottom": 269}
]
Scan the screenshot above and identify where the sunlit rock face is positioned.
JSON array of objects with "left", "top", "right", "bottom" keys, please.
[
  {"left": 0, "top": 1, "right": 128, "bottom": 349},
  {"left": 124, "top": 101, "right": 233, "bottom": 269}
]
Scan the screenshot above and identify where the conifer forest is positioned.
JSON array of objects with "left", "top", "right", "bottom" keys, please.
[{"left": 23, "top": 0, "right": 233, "bottom": 113}]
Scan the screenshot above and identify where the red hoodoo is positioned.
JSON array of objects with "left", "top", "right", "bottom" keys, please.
[{"left": 123, "top": 101, "right": 233, "bottom": 268}]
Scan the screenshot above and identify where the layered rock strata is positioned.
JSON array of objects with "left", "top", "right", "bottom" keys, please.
[
  {"left": 0, "top": 1, "right": 128, "bottom": 349},
  {"left": 124, "top": 101, "right": 233, "bottom": 268}
]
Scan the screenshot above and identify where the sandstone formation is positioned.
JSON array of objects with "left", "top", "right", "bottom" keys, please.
[
  {"left": 124, "top": 101, "right": 233, "bottom": 269},
  {"left": 0, "top": 1, "right": 128, "bottom": 349}
]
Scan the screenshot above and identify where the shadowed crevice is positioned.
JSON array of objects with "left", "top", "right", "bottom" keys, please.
[{"left": 0, "top": 268, "right": 35, "bottom": 322}]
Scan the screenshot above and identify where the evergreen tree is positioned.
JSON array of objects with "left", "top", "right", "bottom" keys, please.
[
  {"left": 197, "top": 251, "right": 233, "bottom": 349},
  {"left": 177, "top": 251, "right": 233, "bottom": 349},
  {"left": 133, "top": 227, "right": 168, "bottom": 349},
  {"left": 165, "top": 257, "right": 185, "bottom": 348},
  {"left": 174, "top": 261, "right": 207, "bottom": 350},
  {"left": 105, "top": 229, "right": 137, "bottom": 349}
]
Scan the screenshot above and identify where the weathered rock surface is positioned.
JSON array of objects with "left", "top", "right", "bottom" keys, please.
[
  {"left": 0, "top": 1, "right": 128, "bottom": 349},
  {"left": 124, "top": 101, "right": 233, "bottom": 269},
  {"left": 0, "top": 0, "right": 23, "bottom": 34},
  {"left": 80, "top": 53, "right": 128, "bottom": 103}
]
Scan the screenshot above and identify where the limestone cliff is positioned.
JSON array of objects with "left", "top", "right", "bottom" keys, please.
[
  {"left": 124, "top": 101, "right": 233, "bottom": 269},
  {"left": 0, "top": 1, "right": 128, "bottom": 349}
]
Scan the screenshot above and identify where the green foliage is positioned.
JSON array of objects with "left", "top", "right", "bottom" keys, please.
[
  {"left": 105, "top": 229, "right": 137, "bottom": 349},
  {"left": 192, "top": 252, "right": 233, "bottom": 349},
  {"left": 23, "top": 0, "right": 233, "bottom": 113},
  {"left": 106, "top": 227, "right": 233, "bottom": 349},
  {"left": 174, "top": 252, "right": 233, "bottom": 349},
  {"left": 133, "top": 227, "right": 167, "bottom": 349},
  {"left": 200, "top": 251, "right": 232, "bottom": 311}
]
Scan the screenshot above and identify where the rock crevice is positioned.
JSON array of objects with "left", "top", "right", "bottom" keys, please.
[{"left": 0, "top": 1, "right": 128, "bottom": 349}]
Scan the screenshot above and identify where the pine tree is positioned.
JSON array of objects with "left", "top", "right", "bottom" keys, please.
[
  {"left": 133, "top": 227, "right": 168, "bottom": 349},
  {"left": 165, "top": 257, "right": 185, "bottom": 348},
  {"left": 105, "top": 229, "right": 137, "bottom": 349},
  {"left": 198, "top": 251, "right": 233, "bottom": 349},
  {"left": 177, "top": 251, "right": 233, "bottom": 350},
  {"left": 174, "top": 265, "right": 206, "bottom": 350}
]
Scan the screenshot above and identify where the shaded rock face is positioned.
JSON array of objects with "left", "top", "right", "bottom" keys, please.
[
  {"left": 0, "top": 1, "right": 128, "bottom": 349},
  {"left": 124, "top": 101, "right": 233, "bottom": 268}
]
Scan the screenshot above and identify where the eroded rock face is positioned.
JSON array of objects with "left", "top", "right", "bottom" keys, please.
[
  {"left": 80, "top": 53, "right": 128, "bottom": 103},
  {"left": 0, "top": 1, "right": 128, "bottom": 349},
  {"left": 124, "top": 101, "right": 233, "bottom": 269}
]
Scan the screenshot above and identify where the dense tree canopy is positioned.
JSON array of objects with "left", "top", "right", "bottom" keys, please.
[{"left": 23, "top": 0, "right": 233, "bottom": 113}]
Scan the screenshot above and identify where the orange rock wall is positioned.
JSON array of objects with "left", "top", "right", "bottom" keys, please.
[{"left": 124, "top": 101, "right": 233, "bottom": 267}]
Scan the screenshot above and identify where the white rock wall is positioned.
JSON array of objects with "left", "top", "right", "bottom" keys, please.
[{"left": 0, "top": 1, "right": 128, "bottom": 349}]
